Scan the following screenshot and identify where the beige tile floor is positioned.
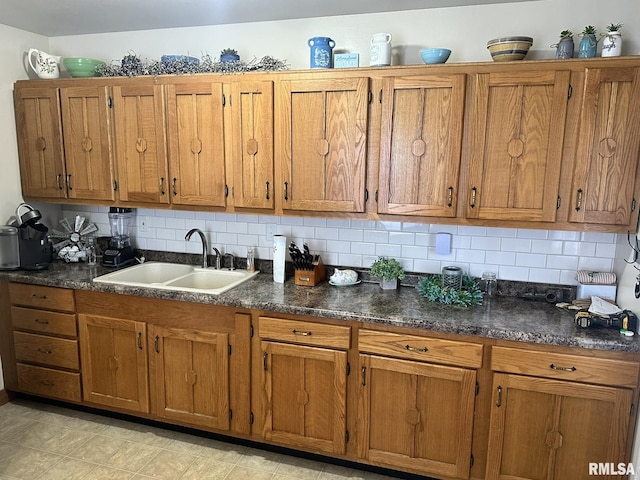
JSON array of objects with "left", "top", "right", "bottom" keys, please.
[{"left": 0, "top": 398, "right": 408, "bottom": 480}]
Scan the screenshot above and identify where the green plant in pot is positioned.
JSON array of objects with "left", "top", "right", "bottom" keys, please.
[
  {"left": 220, "top": 48, "right": 240, "bottom": 62},
  {"left": 370, "top": 256, "right": 405, "bottom": 290},
  {"left": 554, "top": 29, "right": 575, "bottom": 59}
]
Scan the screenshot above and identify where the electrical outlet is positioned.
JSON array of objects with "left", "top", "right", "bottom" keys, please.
[{"left": 138, "top": 216, "right": 149, "bottom": 233}]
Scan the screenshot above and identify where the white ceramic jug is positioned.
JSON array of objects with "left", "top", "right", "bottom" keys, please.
[
  {"left": 28, "top": 49, "right": 61, "bottom": 79},
  {"left": 370, "top": 33, "right": 392, "bottom": 66}
]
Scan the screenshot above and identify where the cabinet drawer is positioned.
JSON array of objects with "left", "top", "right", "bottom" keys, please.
[
  {"left": 359, "top": 329, "right": 483, "bottom": 368},
  {"left": 9, "top": 283, "right": 75, "bottom": 312},
  {"left": 491, "top": 346, "right": 640, "bottom": 388},
  {"left": 14, "top": 332, "right": 79, "bottom": 370},
  {"left": 11, "top": 306, "right": 77, "bottom": 337},
  {"left": 17, "top": 363, "right": 81, "bottom": 402},
  {"left": 259, "top": 316, "right": 350, "bottom": 349}
]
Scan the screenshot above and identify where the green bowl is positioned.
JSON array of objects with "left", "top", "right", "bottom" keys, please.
[{"left": 63, "top": 57, "right": 104, "bottom": 77}]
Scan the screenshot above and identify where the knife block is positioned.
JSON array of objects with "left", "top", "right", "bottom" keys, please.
[{"left": 294, "top": 257, "right": 326, "bottom": 286}]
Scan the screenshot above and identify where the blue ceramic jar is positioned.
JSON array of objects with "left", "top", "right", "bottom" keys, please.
[{"left": 308, "top": 37, "right": 335, "bottom": 68}]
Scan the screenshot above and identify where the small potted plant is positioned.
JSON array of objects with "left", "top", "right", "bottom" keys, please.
[
  {"left": 578, "top": 25, "right": 598, "bottom": 58},
  {"left": 370, "top": 256, "right": 405, "bottom": 290},
  {"left": 602, "top": 23, "right": 623, "bottom": 57},
  {"left": 220, "top": 48, "right": 240, "bottom": 63},
  {"left": 553, "top": 30, "right": 574, "bottom": 59}
]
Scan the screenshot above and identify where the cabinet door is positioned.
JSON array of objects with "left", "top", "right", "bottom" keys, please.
[
  {"left": 151, "top": 326, "right": 230, "bottom": 430},
  {"left": 279, "top": 77, "right": 368, "bottom": 213},
  {"left": 231, "top": 80, "right": 274, "bottom": 209},
  {"left": 359, "top": 354, "right": 476, "bottom": 480},
  {"left": 261, "top": 340, "right": 347, "bottom": 455},
  {"left": 466, "top": 70, "right": 570, "bottom": 222},
  {"left": 166, "top": 82, "right": 226, "bottom": 207},
  {"left": 569, "top": 67, "right": 640, "bottom": 226},
  {"left": 113, "top": 84, "right": 169, "bottom": 205},
  {"left": 486, "top": 373, "right": 632, "bottom": 480},
  {"left": 378, "top": 74, "right": 465, "bottom": 217},
  {"left": 60, "top": 86, "right": 115, "bottom": 201},
  {"left": 78, "top": 314, "right": 149, "bottom": 413},
  {"left": 14, "top": 86, "right": 66, "bottom": 199}
]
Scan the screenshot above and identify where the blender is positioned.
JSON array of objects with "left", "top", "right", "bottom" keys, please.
[{"left": 102, "top": 207, "right": 136, "bottom": 267}]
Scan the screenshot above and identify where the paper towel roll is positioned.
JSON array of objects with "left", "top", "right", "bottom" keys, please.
[{"left": 273, "top": 235, "right": 286, "bottom": 283}]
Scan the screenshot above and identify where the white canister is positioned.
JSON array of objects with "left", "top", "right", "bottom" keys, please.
[
  {"left": 601, "top": 32, "right": 622, "bottom": 57},
  {"left": 273, "top": 235, "right": 286, "bottom": 283},
  {"left": 370, "top": 33, "right": 392, "bottom": 66}
]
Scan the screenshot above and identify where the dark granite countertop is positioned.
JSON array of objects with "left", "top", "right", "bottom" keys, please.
[{"left": 2, "top": 261, "right": 639, "bottom": 354}]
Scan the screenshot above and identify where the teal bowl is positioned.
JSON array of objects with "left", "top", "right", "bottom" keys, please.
[
  {"left": 63, "top": 57, "right": 104, "bottom": 77},
  {"left": 420, "top": 48, "right": 451, "bottom": 64}
]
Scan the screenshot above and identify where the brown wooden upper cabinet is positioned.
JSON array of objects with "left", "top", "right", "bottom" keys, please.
[
  {"left": 60, "top": 86, "right": 116, "bottom": 202},
  {"left": 377, "top": 74, "right": 466, "bottom": 217},
  {"left": 166, "top": 81, "right": 227, "bottom": 208},
  {"left": 14, "top": 86, "right": 66, "bottom": 199},
  {"left": 569, "top": 66, "right": 640, "bottom": 226},
  {"left": 230, "top": 80, "right": 274, "bottom": 209},
  {"left": 278, "top": 76, "right": 369, "bottom": 213},
  {"left": 465, "top": 70, "right": 570, "bottom": 222},
  {"left": 112, "top": 84, "right": 169, "bottom": 205}
]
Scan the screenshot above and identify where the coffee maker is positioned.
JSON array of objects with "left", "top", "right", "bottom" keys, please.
[{"left": 102, "top": 207, "right": 135, "bottom": 267}]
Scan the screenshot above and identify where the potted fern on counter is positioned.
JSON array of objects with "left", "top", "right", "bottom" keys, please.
[{"left": 370, "top": 256, "right": 405, "bottom": 290}]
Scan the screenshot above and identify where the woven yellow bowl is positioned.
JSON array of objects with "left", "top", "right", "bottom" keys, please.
[{"left": 487, "top": 36, "right": 533, "bottom": 61}]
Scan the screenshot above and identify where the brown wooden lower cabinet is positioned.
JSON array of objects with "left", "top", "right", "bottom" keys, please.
[
  {"left": 485, "top": 373, "right": 632, "bottom": 480},
  {"left": 358, "top": 354, "right": 476, "bottom": 480},
  {"left": 78, "top": 313, "right": 150, "bottom": 413},
  {"left": 255, "top": 315, "right": 351, "bottom": 455},
  {"left": 3, "top": 284, "right": 640, "bottom": 480},
  {"left": 149, "top": 325, "right": 231, "bottom": 430}
]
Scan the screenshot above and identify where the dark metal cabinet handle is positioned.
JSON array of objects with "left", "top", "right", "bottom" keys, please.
[
  {"left": 56, "top": 174, "right": 63, "bottom": 190},
  {"left": 405, "top": 344, "right": 428, "bottom": 353},
  {"left": 292, "top": 329, "right": 312, "bottom": 336},
  {"left": 284, "top": 181, "right": 289, "bottom": 201},
  {"left": 470, "top": 187, "right": 477, "bottom": 208},
  {"left": 172, "top": 178, "right": 178, "bottom": 196},
  {"left": 37, "top": 348, "right": 52, "bottom": 354},
  {"left": 447, "top": 187, "right": 454, "bottom": 207},
  {"left": 496, "top": 385, "right": 503, "bottom": 407},
  {"left": 34, "top": 319, "right": 49, "bottom": 325},
  {"left": 361, "top": 366, "right": 367, "bottom": 386},
  {"left": 159, "top": 177, "right": 165, "bottom": 195},
  {"left": 137, "top": 332, "right": 143, "bottom": 350},
  {"left": 66, "top": 174, "right": 73, "bottom": 191},
  {"left": 263, "top": 351, "right": 268, "bottom": 371},
  {"left": 154, "top": 335, "right": 160, "bottom": 353},
  {"left": 265, "top": 181, "right": 270, "bottom": 200},
  {"left": 575, "top": 189, "right": 583, "bottom": 211},
  {"left": 550, "top": 363, "right": 577, "bottom": 372}
]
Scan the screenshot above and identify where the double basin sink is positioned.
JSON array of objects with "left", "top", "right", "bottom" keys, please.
[{"left": 93, "top": 262, "right": 259, "bottom": 295}]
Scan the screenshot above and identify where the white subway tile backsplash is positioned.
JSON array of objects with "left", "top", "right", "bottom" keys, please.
[
  {"left": 563, "top": 241, "right": 596, "bottom": 257},
  {"left": 577, "top": 257, "right": 614, "bottom": 272},
  {"left": 516, "top": 253, "right": 547, "bottom": 268},
  {"left": 531, "top": 240, "right": 563, "bottom": 255},
  {"left": 546, "top": 255, "right": 579, "bottom": 270},
  {"left": 63, "top": 206, "right": 620, "bottom": 285},
  {"left": 485, "top": 251, "right": 516, "bottom": 266},
  {"left": 516, "top": 229, "right": 548, "bottom": 239},
  {"left": 375, "top": 244, "right": 402, "bottom": 258},
  {"left": 501, "top": 238, "right": 532, "bottom": 253},
  {"left": 471, "top": 236, "right": 501, "bottom": 251},
  {"left": 388, "top": 232, "right": 415, "bottom": 245},
  {"left": 529, "top": 268, "right": 561, "bottom": 284},
  {"left": 595, "top": 242, "right": 616, "bottom": 258}
]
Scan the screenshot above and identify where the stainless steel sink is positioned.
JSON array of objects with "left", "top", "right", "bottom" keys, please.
[{"left": 93, "top": 262, "right": 259, "bottom": 295}]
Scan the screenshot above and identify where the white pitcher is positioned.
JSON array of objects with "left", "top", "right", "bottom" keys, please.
[
  {"left": 370, "top": 33, "right": 392, "bottom": 66},
  {"left": 28, "top": 49, "right": 61, "bottom": 79}
]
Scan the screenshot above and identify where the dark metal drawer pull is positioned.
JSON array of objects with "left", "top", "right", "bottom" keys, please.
[
  {"left": 405, "top": 344, "right": 428, "bottom": 353},
  {"left": 496, "top": 385, "right": 502, "bottom": 407},
  {"left": 40, "top": 380, "right": 54, "bottom": 386},
  {"left": 37, "top": 348, "right": 52, "bottom": 354},
  {"left": 34, "top": 319, "right": 49, "bottom": 325},
  {"left": 549, "top": 363, "right": 577, "bottom": 372},
  {"left": 292, "top": 329, "right": 312, "bottom": 336}
]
